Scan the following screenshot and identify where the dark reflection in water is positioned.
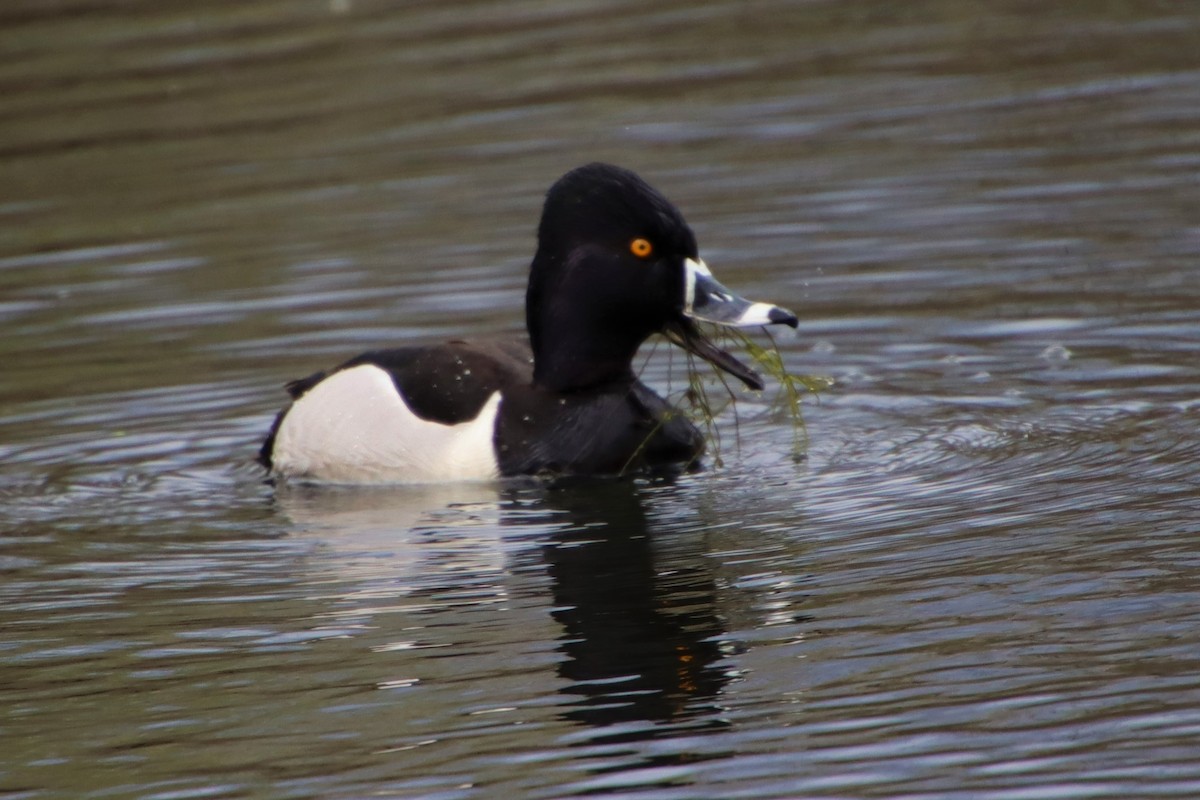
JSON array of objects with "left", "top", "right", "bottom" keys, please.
[
  {"left": 282, "top": 477, "right": 743, "bottom": 751},
  {"left": 268, "top": 478, "right": 747, "bottom": 796},
  {"left": 539, "top": 481, "right": 732, "bottom": 739}
]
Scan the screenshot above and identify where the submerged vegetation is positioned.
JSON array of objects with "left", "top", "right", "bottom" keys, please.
[{"left": 661, "top": 325, "right": 833, "bottom": 468}]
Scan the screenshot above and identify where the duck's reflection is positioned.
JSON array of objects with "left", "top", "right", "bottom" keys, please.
[
  {"left": 275, "top": 476, "right": 736, "bottom": 744},
  {"left": 533, "top": 479, "right": 733, "bottom": 739}
]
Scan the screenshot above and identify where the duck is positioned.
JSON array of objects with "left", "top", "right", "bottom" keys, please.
[{"left": 259, "top": 163, "right": 798, "bottom": 484}]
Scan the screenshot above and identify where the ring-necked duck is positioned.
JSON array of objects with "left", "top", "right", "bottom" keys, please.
[{"left": 260, "top": 163, "right": 798, "bottom": 483}]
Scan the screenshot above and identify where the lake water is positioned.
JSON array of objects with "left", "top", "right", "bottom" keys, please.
[{"left": 3, "top": 2, "right": 1199, "bottom": 798}]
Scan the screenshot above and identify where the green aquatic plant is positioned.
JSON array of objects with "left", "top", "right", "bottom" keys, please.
[
  {"left": 621, "top": 325, "right": 830, "bottom": 475},
  {"left": 664, "top": 325, "right": 832, "bottom": 467}
]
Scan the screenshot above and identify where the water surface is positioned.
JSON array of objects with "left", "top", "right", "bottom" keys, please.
[{"left": 3, "top": 2, "right": 1200, "bottom": 798}]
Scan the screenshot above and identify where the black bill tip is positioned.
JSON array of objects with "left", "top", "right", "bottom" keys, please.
[{"left": 769, "top": 306, "right": 799, "bottom": 328}]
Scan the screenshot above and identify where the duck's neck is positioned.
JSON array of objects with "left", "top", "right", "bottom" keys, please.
[
  {"left": 527, "top": 286, "right": 653, "bottom": 393},
  {"left": 531, "top": 333, "right": 643, "bottom": 392}
]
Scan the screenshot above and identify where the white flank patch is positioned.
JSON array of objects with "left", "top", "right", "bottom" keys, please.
[{"left": 271, "top": 364, "right": 501, "bottom": 484}]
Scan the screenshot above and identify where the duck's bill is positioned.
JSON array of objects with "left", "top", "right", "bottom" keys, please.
[
  {"left": 663, "top": 318, "right": 764, "bottom": 390},
  {"left": 667, "top": 258, "right": 798, "bottom": 391},
  {"left": 683, "top": 258, "right": 799, "bottom": 328}
]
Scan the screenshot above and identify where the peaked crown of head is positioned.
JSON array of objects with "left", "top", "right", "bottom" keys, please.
[{"left": 535, "top": 163, "right": 699, "bottom": 258}]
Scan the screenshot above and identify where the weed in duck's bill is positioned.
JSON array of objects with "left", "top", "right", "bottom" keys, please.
[{"left": 665, "top": 324, "right": 833, "bottom": 467}]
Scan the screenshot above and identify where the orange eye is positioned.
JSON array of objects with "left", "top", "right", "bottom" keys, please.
[{"left": 630, "top": 238, "right": 653, "bottom": 258}]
